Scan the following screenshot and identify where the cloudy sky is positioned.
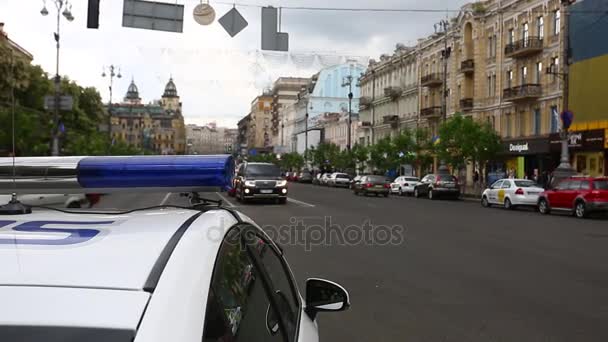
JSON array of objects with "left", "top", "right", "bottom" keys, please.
[{"left": 0, "top": 0, "right": 468, "bottom": 127}]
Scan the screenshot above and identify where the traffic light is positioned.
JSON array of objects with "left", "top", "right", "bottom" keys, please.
[{"left": 87, "top": 0, "right": 100, "bottom": 29}]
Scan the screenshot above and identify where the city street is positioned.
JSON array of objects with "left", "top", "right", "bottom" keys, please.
[{"left": 98, "top": 183, "right": 608, "bottom": 342}]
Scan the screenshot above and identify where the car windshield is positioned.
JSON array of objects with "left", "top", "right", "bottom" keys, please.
[
  {"left": 336, "top": 174, "right": 350, "bottom": 179},
  {"left": 594, "top": 180, "right": 608, "bottom": 190},
  {"left": 514, "top": 180, "right": 539, "bottom": 187},
  {"left": 246, "top": 164, "right": 281, "bottom": 177},
  {"left": 404, "top": 177, "right": 419, "bottom": 182},
  {"left": 367, "top": 176, "right": 387, "bottom": 183},
  {"left": 438, "top": 175, "right": 457, "bottom": 182}
]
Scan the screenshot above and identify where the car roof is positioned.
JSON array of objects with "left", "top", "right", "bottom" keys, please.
[{"left": 0, "top": 208, "right": 228, "bottom": 291}]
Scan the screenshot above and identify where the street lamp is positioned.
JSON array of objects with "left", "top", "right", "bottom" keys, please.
[
  {"left": 102, "top": 65, "right": 122, "bottom": 109},
  {"left": 342, "top": 67, "right": 361, "bottom": 152},
  {"left": 41, "top": 0, "right": 75, "bottom": 156}
]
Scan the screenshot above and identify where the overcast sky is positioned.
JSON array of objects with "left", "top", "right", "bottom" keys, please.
[{"left": 0, "top": 0, "right": 468, "bottom": 127}]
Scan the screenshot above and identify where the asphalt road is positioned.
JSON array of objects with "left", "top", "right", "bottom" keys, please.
[{"left": 99, "top": 183, "right": 608, "bottom": 342}]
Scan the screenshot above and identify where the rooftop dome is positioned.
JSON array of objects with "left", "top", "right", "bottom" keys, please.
[
  {"left": 163, "top": 77, "right": 178, "bottom": 98},
  {"left": 125, "top": 79, "right": 140, "bottom": 100}
]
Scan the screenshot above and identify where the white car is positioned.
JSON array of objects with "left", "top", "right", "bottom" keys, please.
[
  {"left": 327, "top": 173, "right": 351, "bottom": 187},
  {"left": 320, "top": 173, "right": 332, "bottom": 186},
  {"left": 0, "top": 193, "right": 87, "bottom": 208},
  {"left": 390, "top": 176, "right": 421, "bottom": 196},
  {"left": 481, "top": 178, "right": 544, "bottom": 209},
  {"left": 0, "top": 155, "right": 350, "bottom": 342}
]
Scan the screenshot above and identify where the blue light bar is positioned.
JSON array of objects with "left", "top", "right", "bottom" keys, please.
[{"left": 77, "top": 155, "right": 234, "bottom": 190}]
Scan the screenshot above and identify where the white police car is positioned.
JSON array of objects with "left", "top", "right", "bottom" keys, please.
[{"left": 0, "top": 155, "right": 350, "bottom": 342}]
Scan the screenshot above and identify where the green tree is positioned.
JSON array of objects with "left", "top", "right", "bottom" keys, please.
[
  {"left": 368, "top": 137, "right": 396, "bottom": 173},
  {"left": 351, "top": 144, "right": 369, "bottom": 173}
]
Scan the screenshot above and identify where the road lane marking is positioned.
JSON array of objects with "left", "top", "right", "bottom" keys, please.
[
  {"left": 215, "top": 192, "right": 236, "bottom": 208},
  {"left": 287, "top": 197, "right": 315, "bottom": 207},
  {"left": 160, "top": 193, "right": 172, "bottom": 206}
]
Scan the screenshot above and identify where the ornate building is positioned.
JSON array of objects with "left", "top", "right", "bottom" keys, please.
[{"left": 109, "top": 78, "right": 186, "bottom": 154}]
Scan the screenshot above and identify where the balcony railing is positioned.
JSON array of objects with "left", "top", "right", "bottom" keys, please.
[
  {"left": 460, "top": 98, "right": 473, "bottom": 110},
  {"left": 359, "top": 96, "right": 372, "bottom": 106},
  {"left": 421, "top": 73, "right": 443, "bottom": 87},
  {"left": 382, "top": 115, "right": 399, "bottom": 125},
  {"left": 384, "top": 86, "right": 402, "bottom": 99},
  {"left": 460, "top": 59, "right": 474, "bottom": 74},
  {"left": 503, "top": 84, "right": 542, "bottom": 101},
  {"left": 504, "top": 37, "right": 543, "bottom": 58},
  {"left": 420, "top": 106, "right": 442, "bottom": 118}
]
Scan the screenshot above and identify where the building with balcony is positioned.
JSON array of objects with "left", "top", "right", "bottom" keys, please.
[
  {"left": 186, "top": 124, "right": 238, "bottom": 155},
  {"left": 237, "top": 94, "right": 274, "bottom": 156},
  {"left": 269, "top": 77, "right": 311, "bottom": 151},
  {"left": 359, "top": 44, "right": 419, "bottom": 145}
]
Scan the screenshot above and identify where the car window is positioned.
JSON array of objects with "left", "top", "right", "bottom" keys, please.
[
  {"left": 246, "top": 164, "right": 281, "bottom": 177},
  {"left": 247, "top": 234, "right": 299, "bottom": 341},
  {"left": 514, "top": 180, "right": 539, "bottom": 188},
  {"left": 203, "top": 230, "right": 287, "bottom": 342},
  {"left": 555, "top": 181, "right": 571, "bottom": 190},
  {"left": 593, "top": 180, "right": 608, "bottom": 190},
  {"left": 568, "top": 180, "right": 582, "bottom": 190},
  {"left": 501, "top": 180, "right": 512, "bottom": 189},
  {"left": 405, "top": 177, "right": 419, "bottom": 182},
  {"left": 580, "top": 181, "right": 591, "bottom": 190},
  {"left": 336, "top": 174, "right": 350, "bottom": 179},
  {"left": 491, "top": 180, "right": 503, "bottom": 189},
  {"left": 438, "top": 175, "right": 456, "bottom": 182}
]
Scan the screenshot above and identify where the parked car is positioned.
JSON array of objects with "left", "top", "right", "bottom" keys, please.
[
  {"left": 481, "top": 178, "right": 544, "bottom": 209},
  {"left": 537, "top": 177, "right": 608, "bottom": 218},
  {"left": 312, "top": 173, "right": 323, "bottom": 185},
  {"left": 327, "top": 173, "right": 351, "bottom": 187},
  {"left": 352, "top": 175, "right": 391, "bottom": 197},
  {"left": 350, "top": 175, "right": 363, "bottom": 189},
  {"left": 320, "top": 173, "right": 332, "bottom": 186},
  {"left": 0, "top": 193, "right": 91, "bottom": 208},
  {"left": 390, "top": 176, "right": 421, "bottom": 196},
  {"left": 414, "top": 174, "right": 460, "bottom": 200},
  {"left": 299, "top": 171, "right": 313, "bottom": 183}
]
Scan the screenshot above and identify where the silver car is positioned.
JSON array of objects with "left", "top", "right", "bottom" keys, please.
[
  {"left": 328, "top": 173, "right": 351, "bottom": 187},
  {"left": 390, "top": 176, "right": 421, "bottom": 196}
]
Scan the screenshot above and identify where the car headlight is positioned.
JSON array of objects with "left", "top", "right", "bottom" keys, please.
[
  {"left": 245, "top": 181, "right": 256, "bottom": 187},
  {"left": 276, "top": 180, "right": 287, "bottom": 187}
]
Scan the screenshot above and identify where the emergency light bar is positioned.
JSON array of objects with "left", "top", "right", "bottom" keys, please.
[{"left": 0, "top": 155, "right": 235, "bottom": 195}]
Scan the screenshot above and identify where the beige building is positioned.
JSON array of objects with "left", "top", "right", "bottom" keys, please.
[
  {"left": 0, "top": 23, "right": 33, "bottom": 62},
  {"left": 359, "top": 44, "right": 419, "bottom": 145},
  {"left": 110, "top": 78, "right": 186, "bottom": 154},
  {"left": 270, "top": 77, "right": 311, "bottom": 151},
  {"left": 318, "top": 113, "right": 359, "bottom": 151},
  {"left": 237, "top": 94, "right": 274, "bottom": 155},
  {"left": 186, "top": 123, "right": 238, "bottom": 155}
]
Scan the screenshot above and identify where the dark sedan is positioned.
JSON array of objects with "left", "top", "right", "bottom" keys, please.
[
  {"left": 352, "top": 175, "right": 391, "bottom": 197},
  {"left": 413, "top": 174, "right": 460, "bottom": 200}
]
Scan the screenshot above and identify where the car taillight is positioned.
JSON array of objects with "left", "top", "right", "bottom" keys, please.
[
  {"left": 384, "top": 183, "right": 391, "bottom": 189},
  {"left": 366, "top": 183, "right": 373, "bottom": 188},
  {"left": 515, "top": 188, "right": 524, "bottom": 195}
]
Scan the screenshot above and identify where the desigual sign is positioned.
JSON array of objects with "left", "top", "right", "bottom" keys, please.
[{"left": 509, "top": 143, "right": 529, "bottom": 152}]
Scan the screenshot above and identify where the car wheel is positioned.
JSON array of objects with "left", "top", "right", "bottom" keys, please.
[
  {"left": 504, "top": 198, "right": 513, "bottom": 210},
  {"left": 398, "top": 187, "right": 403, "bottom": 196},
  {"left": 428, "top": 189, "right": 435, "bottom": 200},
  {"left": 575, "top": 201, "right": 587, "bottom": 219},
  {"left": 538, "top": 199, "right": 550, "bottom": 215},
  {"left": 481, "top": 196, "right": 490, "bottom": 208},
  {"left": 67, "top": 201, "right": 81, "bottom": 209},
  {"left": 414, "top": 188, "right": 420, "bottom": 198}
]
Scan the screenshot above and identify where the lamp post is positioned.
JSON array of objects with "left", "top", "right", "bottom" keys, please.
[
  {"left": 342, "top": 68, "right": 361, "bottom": 152},
  {"left": 41, "top": 0, "right": 74, "bottom": 156},
  {"left": 102, "top": 65, "right": 122, "bottom": 111},
  {"left": 435, "top": 19, "right": 451, "bottom": 175}
]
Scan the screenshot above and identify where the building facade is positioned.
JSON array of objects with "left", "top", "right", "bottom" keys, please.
[
  {"left": 186, "top": 123, "right": 238, "bottom": 155},
  {"left": 237, "top": 94, "right": 274, "bottom": 156},
  {"left": 359, "top": 45, "right": 419, "bottom": 145},
  {"left": 270, "top": 77, "right": 311, "bottom": 152},
  {"left": 109, "top": 78, "right": 186, "bottom": 155},
  {"left": 0, "top": 23, "right": 33, "bottom": 62}
]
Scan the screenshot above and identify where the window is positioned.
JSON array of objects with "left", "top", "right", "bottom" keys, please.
[
  {"left": 580, "top": 181, "right": 591, "bottom": 190},
  {"left": 537, "top": 16, "right": 544, "bottom": 39},
  {"left": 556, "top": 180, "right": 570, "bottom": 190},
  {"left": 507, "top": 70, "right": 513, "bottom": 88},
  {"left": 506, "top": 113, "right": 512, "bottom": 138},
  {"left": 536, "top": 62, "right": 543, "bottom": 84},
  {"left": 551, "top": 57, "right": 559, "bottom": 82},
  {"left": 522, "top": 22, "right": 529, "bottom": 43},
  {"left": 493, "top": 34, "right": 498, "bottom": 56},
  {"left": 508, "top": 28, "right": 515, "bottom": 44},
  {"left": 568, "top": 180, "right": 582, "bottom": 190},
  {"left": 534, "top": 108, "right": 541, "bottom": 135},
  {"left": 487, "top": 36, "right": 493, "bottom": 57},
  {"left": 521, "top": 66, "right": 528, "bottom": 85},
  {"left": 502, "top": 181, "right": 512, "bottom": 189},
  {"left": 550, "top": 105, "right": 559, "bottom": 133},
  {"left": 554, "top": 10, "right": 561, "bottom": 35},
  {"left": 491, "top": 180, "right": 503, "bottom": 189},
  {"left": 203, "top": 230, "right": 287, "bottom": 342},
  {"left": 594, "top": 180, "right": 608, "bottom": 190},
  {"left": 492, "top": 74, "right": 496, "bottom": 96},
  {"left": 487, "top": 76, "right": 492, "bottom": 96}
]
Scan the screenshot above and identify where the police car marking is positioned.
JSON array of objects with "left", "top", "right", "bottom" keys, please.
[{"left": 0, "top": 220, "right": 114, "bottom": 245}]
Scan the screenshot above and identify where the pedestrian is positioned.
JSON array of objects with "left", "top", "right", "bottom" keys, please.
[{"left": 473, "top": 170, "right": 480, "bottom": 184}]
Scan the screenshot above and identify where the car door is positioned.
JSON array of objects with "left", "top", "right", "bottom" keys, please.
[
  {"left": 356, "top": 176, "right": 366, "bottom": 192},
  {"left": 564, "top": 180, "right": 583, "bottom": 209},
  {"left": 392, "top": 177, "right": 402, "bottom": 192},
  {"left": 423, "top": 175, "right": 435, "bottom": 194},
  {"left": 548, "top": 180, "right": 570, "bottom": 209},
  {"left": 202, "top": 228, "right": 300, "bottom": 342},
  {"left": 487, "top": 180, "right": 503, "bottom": 204},
  {"left": 499, "top": 180, "right": 512, "bottom": 204}
]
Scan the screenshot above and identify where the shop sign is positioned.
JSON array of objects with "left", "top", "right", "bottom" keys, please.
[
  {"left": 549, "top": 129, "right": 605, "bottom": 152},
  {"left": 509, "top": 143, "right": 529, "bottom": 152}
]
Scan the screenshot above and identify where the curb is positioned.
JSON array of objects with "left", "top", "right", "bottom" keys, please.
[{"left": 461, "top": 196, "right": 481, "bottom": 202}]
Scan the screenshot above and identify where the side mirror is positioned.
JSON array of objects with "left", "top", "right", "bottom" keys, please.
[{"left": 305, "top": 278, "right": 350, "bottom": 320}]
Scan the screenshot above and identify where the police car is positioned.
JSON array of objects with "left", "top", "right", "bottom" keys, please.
[{"left": 0, "top": 155, "right": 350, "bottom": 342}]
